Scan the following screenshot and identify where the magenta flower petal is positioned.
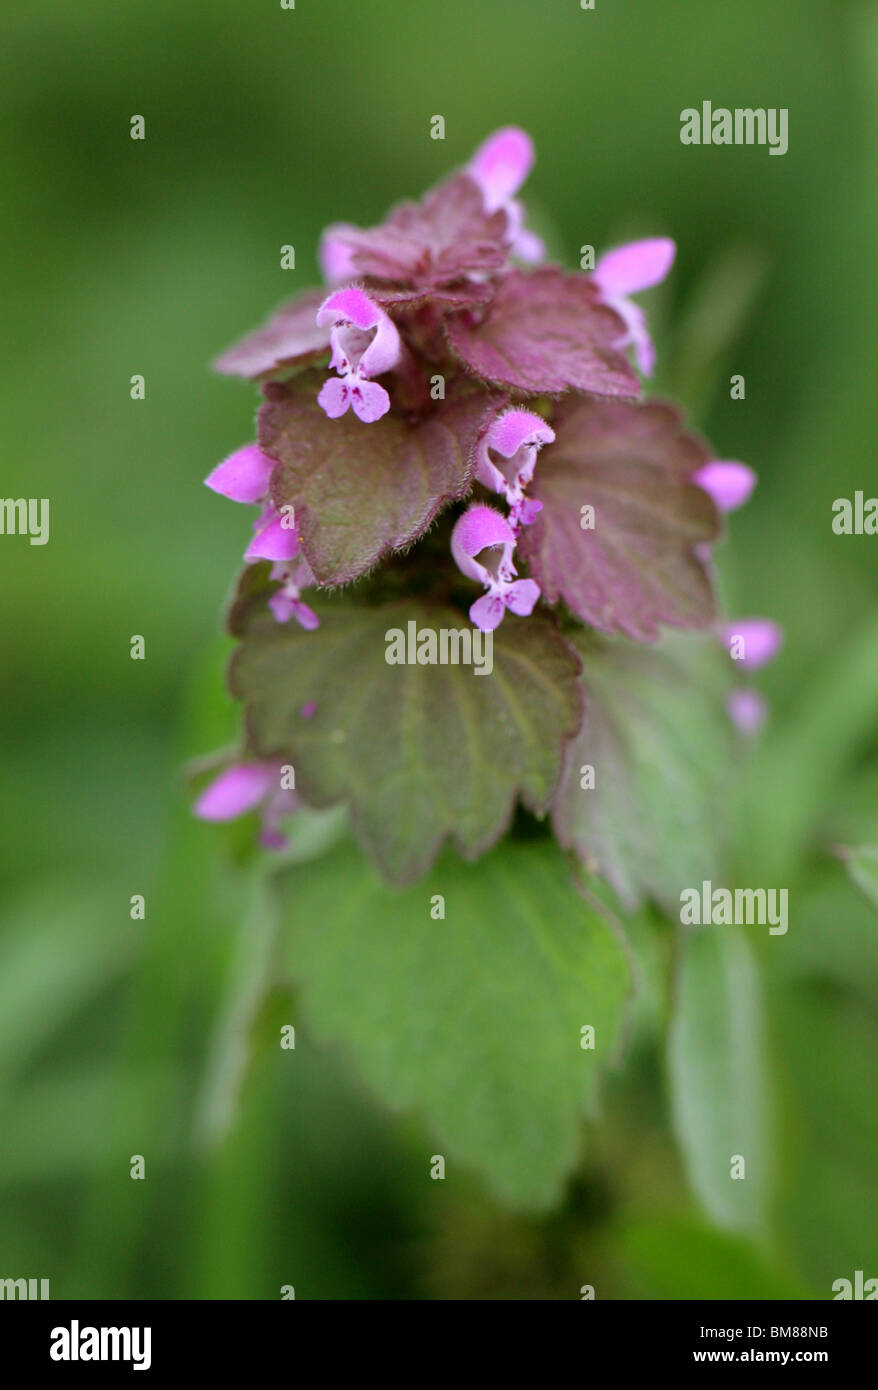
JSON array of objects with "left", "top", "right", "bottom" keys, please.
[
  {"left": 512, "top": 223, "right": 546, "bottom": 263},
  {"left": 516, "top": 497, "right": 543, "bottom": 526},
  {"left": 592, "top": 240, "right": 675, "bottom": 377},
  {"left": 316, "top": 288, "right": 400, "bottom": 422},
  {"left": 316, "top": 287, "right": 401, "bottom": 377},
  {"left": 349, "top": 377, "right": 390, "bottom": 423},
  {"left": 245, "top": 509, "right": 300, "bottom": 563},
  {"left": 205, "top": 444, "right": 275, "bottom": 504},
  {"left": 619, "top": 298, "right": 655, "bottom": 376},
  {"left": 503, "top": 198, "right": 545, "bottom": 263},
  {"left": 194, "top": 762, "right": 277, "bottom": 821},
  {"left": 693, "top": 461, "right": 757, "bottom": 513},
  {"left": 319, "top": 230, "right": 358, "bottom": 285},
  {"left": 596, "top": 293, "right": 655, "bottom": 376},
  {"left": 317, "top": 375, "right": 351, "bottom": 418},
  {"left": 503, "top": 578, "right": 540, "bottom": 616},
  {"left": 468, "top": 127, "right": 535, "bottom": 211},
  {"left": 470, "top": 593, "right": 506, "bottom": 631},
  {"left": 268, "top": 556, "right": 319, "bottom": 628},
  {"left": 269, "top": 589, "right": 320, "bottom": 629},
  {"left": 452, "top": 504, "right": 539, "bottom": 628},
  {"left": 316, "top": 286, "right": 381, "bottom": 329},
  {"left": 291, "top": 599, "right": 320, "bottom": 630},
  {"left": 451, "top": 504, "right": 516, "bottom": 584},
  {"left": 476, "top": 408, "right": 555, "bottom": 510},
  {"left": 488, "top": 408, "right": 555, "bottom": 459},
  {"left": 722, "top": 618, "right": 783, "bottom": 670},
  {"left": 726, "top": 688, "right": 768, "bottom": 735},
  {"left": 594, "top": 238, "right": 676, "bottom": 296}
]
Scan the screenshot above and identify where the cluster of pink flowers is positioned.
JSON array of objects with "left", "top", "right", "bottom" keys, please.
[{"left": 197, "top": 127, "right": 780, "bottom": 841}]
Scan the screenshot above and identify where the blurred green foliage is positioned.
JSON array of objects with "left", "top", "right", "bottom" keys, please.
[{"left": 1, "top": 0, "right": 876, "bottom": 1298}]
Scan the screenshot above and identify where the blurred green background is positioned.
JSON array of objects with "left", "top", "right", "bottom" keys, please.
[{"left": 1, "top": 0, "right": 877, "bottom": 1299}]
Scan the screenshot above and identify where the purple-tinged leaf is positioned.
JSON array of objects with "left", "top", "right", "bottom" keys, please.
[
  {"left": 367, "top": 279, "right": 494, "bottom": 310},
  {"left": 518, "top": 397, "right": 719, "bottom": 639},
  {"left": 321, "top": 174, "right": 511, "bottom": 288},
  {"left": 259, "top": 372, "right": 505, "bottom": 586},
  {"left": 214, "top": 288, "right": 331, "bottom": 381},
  {"left": 445, "top": 267, "right": 640, "bottom": 397}
]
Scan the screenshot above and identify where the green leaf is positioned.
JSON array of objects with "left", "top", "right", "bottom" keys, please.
[
  {"left": 275, "top": 836, "right": 631, "bottom": 1210},
  {"left": 839, "top": 845, "right": 878, "bottom": 913},
  {"left": 259, "top": 373, "right": 502, "bottom": 586},
  {"left": 668, "top": 927, "right": 771, "bottom": 1233},
  {"left": 518, "top": 397, "right": 719, "bottom": 639},
  {"left": 618, "top": 1215, "right": 809, "bottom": 1299},
  {"left": 552, "top": 631, "right": 733, "bottom": 913},
  {"left": 230, "top": 597, "right": 582, "bottom": 884}
]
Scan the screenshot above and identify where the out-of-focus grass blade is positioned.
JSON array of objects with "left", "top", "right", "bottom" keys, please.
[
  {"left": 838, "top": 845, "right": 878, "bottom": 913},
  {"left": 735, "top": 614, "right": 878, "bottom": 881},
  {"left": 0, "top": 1066, "right": 171, "bottom": 1184},
  {"left": 665, "top": 244, "right": 768, "bottom": 418},
  {"left": 0, "top": 883, "right": 135, "bottom": 1090},
  {"left": 668, "top": 926, "right": 771, "bottom": 1234}
]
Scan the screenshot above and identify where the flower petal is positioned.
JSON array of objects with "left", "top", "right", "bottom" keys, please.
[
  {"left": 477, "top": 408, "right": 555, "bottom": 502},
  {"left": 319, "top": 229, "right": 359, "bottom": 284},
  {"left": 291, "top": 599, "right": 320, "bottom": 630},
  {"left": 350, "top": 377, "right": 391, "bottom": 423},
  {"left": 245, "top": 508, "right": 300, "bottom": 563},
  {"left": 469, "top": 127, "right": 535, "bottom": 211},
  {"left": 503, "top": 578, "right": 540, "bottom": 616},
  {"left": 317, "top": 287, "right": 381, "bottom": 329},
  {"left": 205, "top": 444, "right": 275, "bottom": 504},
  {"left": 594, "top": 238, "right": 676, "bottom": 296},
  {"left": 722, "top": 618, "right": 783, "bottom": 669},
  {"left": 470, "top": 593, "right": 506, "bottom": 631},
  {"left": 515, "top": 497, "right": 543, "bottom": 526},
  {"left": 194, "top": 762, "right": 276, "bottom": 821},
  {"left": 317, "top": 376, "right": 350, "bottom": 419},
  {"left": 726, "top": 688, "right": 767, "bottom": 734},
  {"left": 487, "top": 408, "right": 555, "bottom": 458},
  {"left": 451, "top": 504, "right": 516, "bottom": 584},
  {"left": 693, "top": 461, "right": 757, "bottom": 513}
]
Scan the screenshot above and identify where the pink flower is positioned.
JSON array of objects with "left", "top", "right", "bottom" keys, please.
[
  {"left": 268, "top": 556, "right": 319, "bottom": 630},
  {"left": 319, "top": 235, "right": 358, "bottom": 286},
  {"left": 592, "top": 237, "right": 676, "bottom": 376},
  {"left": 315, "top": 287, "right": 401, "bottom": 422},
  {"left": 451, "top": 503, "right": 539, "bottom": 631},
  {"left": 693, "top": 460, "right": 757, "bottom": 513},
  {"left": 194, "top": 760, "right": 299, "bottom": 850},
  {"left": 726, "top": 688, "right": 767, "bottom": 736},
  {"left": 468, "top": 126, "right": 544, "bottom": 263},
  {"left": 204, "top": 443, "right": 275, "bottom": 505},
  {"left": 245, "top": 503, "right": 301, "bottom": 563},
  {"left": 476, "top": 408, "right": 554, "bottom": 528},
  {"left": 206, "top": 450, "right": 316, "bottom": 628},
  {"left": 721, "top": 618, "right": 783, "bottom": 669}
]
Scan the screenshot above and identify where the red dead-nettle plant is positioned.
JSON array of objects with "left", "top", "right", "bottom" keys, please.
[
  {"left": 192, "top": 130, "right": 780, "bottom": 1209},
  {"left": 197, "top": 127, "right": 776, "bottom": 877}
]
